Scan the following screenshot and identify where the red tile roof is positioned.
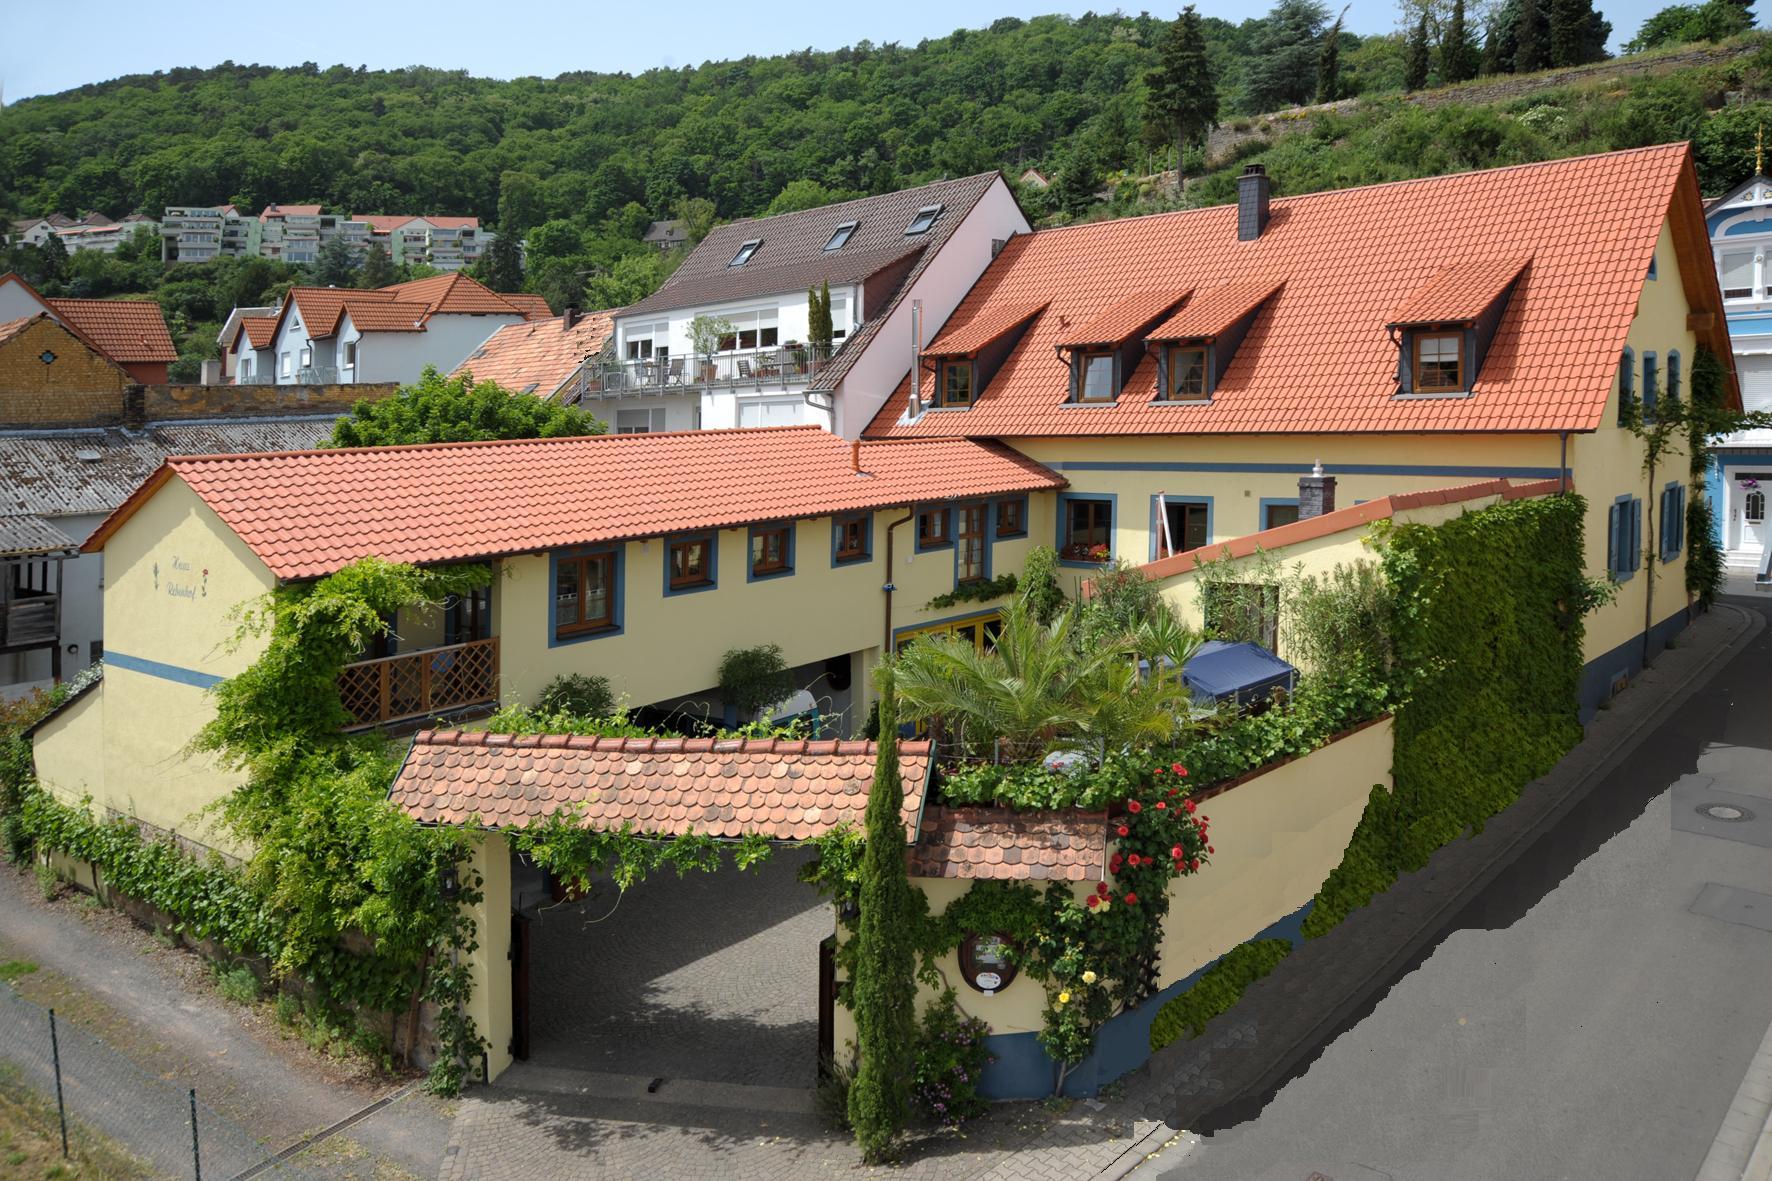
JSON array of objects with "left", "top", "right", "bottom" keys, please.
[
  {"left": 501, "top": 293, "right": 554, "bottom": 321},
  {"left": 274, "top": 274, "right": 526, "bottom": 341},
  {"left": 43, "top": 297, "right": 176, "bottom": 364},
  {"left": 866, "top": 145, "right": 1729, "bottom": 438},
  {"left": 237, "top": 316, "right": 278, "bottom": 349},
  {"left": 1111, "top": 477, "right": 1567, "bottom": 588},
  {"left": 452, "top": 309, "right": 620, "bottom": 397},
  {"left": 926, "top": 301, "right": 1050, "bottom": 357},
  {"left": 0, "top": 316, "right": 34, "bottom": 346},
  {"left": 389, "top": 730, "right": 931, "bottom": 841},
  {"left": 378, "top": 272, "right": 525, "bottom": 317},
  {"left": 1148, "top": 279, "right": 1285, "bottom": 341},
  {"left": 1054, "top": 289, "right": 1190, "bottom": 349},
  {"left": 87, "top": 426, "right": 1065, "bottom": 579},
  {"left": 339, "top": 301, "right": 429, "bottom": 333},
  {"left": 908, "top": 806, "right": 1107, "bottom": 881},
  {"left": 1387, "top": 256, "right": 1532, "bottom": 326},
  {"left": 259, "top": 203, "right": 321, "bottom": 220}
]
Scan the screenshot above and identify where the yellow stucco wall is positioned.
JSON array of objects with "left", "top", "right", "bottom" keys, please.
[
  {"left": 463, "top": 832, "right": 514, "bottom": 1082},
  {"left": 31, "top": 684, "right": 106, "bottom": 808},
  {"left": 495, "top": 504, "right": 1043, "bottom": 712},
  {"left": 79, "top": 476, "right": 273, "bottom": 852}
]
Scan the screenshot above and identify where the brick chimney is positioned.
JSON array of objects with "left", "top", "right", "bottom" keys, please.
[
  {"left": 1237, "top": 164, "right": 1271, "bottom": 242},
  {"left": 1299, "top": 460, "right": 1336, "bottom": 519},
  {"left": 563, "top": 306, "right": 579, "bottom": 331},
  {"left": 122, "top": 384, "right": 146, "bottom": 431}
]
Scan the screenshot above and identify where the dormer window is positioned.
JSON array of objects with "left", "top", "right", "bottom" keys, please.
[
  {"left": 824, "top": 221, "right": 858, "bottom": 251},
  {"left": 937, "top": 360, "right": 974, "bottom": 408},
  {"left": 905, "top": 204, "right": 943, "bottom": 235},
  {"left": 1076, "top": 351, "right": 1117, "bottom": 402},
  {"left": 1162, "top": 346, "right": 1208, "bottom": 401},
  {"left": 1412, "top": 332, "right": 1464, "bottom": 394},
  {"left": 729, "top": 238, "right": 762, "bottom": 267}
]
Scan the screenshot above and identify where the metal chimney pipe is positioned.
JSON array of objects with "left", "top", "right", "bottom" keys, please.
[{"left": 908, "top": 299, "right": 923, "bottom": 417}]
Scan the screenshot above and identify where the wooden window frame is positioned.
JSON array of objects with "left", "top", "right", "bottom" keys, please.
[
  {"left": 749, "top": 524, "right": 793, "bottom": 578},
  {"left": 938, "top": 360, "right": 974, "bottom": 408},
  {"left": 1074, "top": 351, "right": 1118, "bottom": 403},
  {"left": 1162, "top": 345, "right": 1209, "bottom": 401},
  {"left": 994, "top": 497, "right": 1027, "bottom": 539},
  {"left": 1412, "top": 332, "right": 1464, "bottom": 394},
  {"left": 553, "top": 551, "right": 617, "bottom": 639},
  {"left": 1060, "top": 497, "right": 1113, "bottom": 563},
  {"left": 667, "top": 534, "right": 716, "bottom": 591},
  {"left": 956, "top": 503, "right": 988, "bottom": 584},
  {"left": 834, "top": 513, "right": 871, "bottom": 563},
  {"left": 918, "top": 508, "right": 951, "bottom": 550}
]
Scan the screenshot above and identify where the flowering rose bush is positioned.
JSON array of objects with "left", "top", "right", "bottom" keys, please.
[{"left": 912, "top": 988, "right": 994, "bottom": 1129}]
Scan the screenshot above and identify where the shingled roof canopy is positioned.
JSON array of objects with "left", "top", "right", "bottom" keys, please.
[
  {"left": 390, "top": 731, "right": 932, "bottom": 842},
  {"left": 865, "top": 144, "right": 1734, "bottom": 438},
  {"left": 85, "top": 426, "right": 1066, "bottom": 580}
]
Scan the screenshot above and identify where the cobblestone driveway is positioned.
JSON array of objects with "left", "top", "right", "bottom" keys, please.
[{"left": 524, "top": 846, "right": 832, "bottom": 1089}]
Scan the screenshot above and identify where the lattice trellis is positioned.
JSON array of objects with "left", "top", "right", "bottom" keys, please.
[{"left": 336, "top": 637, "right": 499, "bottom": 729}]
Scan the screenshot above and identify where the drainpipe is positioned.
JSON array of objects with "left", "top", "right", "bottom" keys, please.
[{"left": 882, "top": 507, "right": 915, "bottom": 656}]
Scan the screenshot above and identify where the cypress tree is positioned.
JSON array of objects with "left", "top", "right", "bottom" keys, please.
[
  {"left": 1548, "top": 0, "right": 1587, "bottom": 66},
  {"left": 1442, "top": 0, "right": 1479, "bottom": 84},
  {"left": 1317, "top": 6, "right": 1348, "bottom": 103},
  {"left": 1404, "top": 13, "right": 1432, "bottom": 91},
  {"left": 1516, "top": 0, "right": 1547, "bottom": 72},
  {"left": 846, "top": 664, "right": 918, "bottom": 1164},
  {"left": 360, "top": 240, "right": 396, "bottom": 289},
  {"left": 818, "top": 280, "right": 833, "bottom": 349},
  {"left": 1143, "top": 7, "right": 1220, "bottom": 176}
]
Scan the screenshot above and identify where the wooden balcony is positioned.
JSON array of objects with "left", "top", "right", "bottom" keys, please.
[{"left": 336, "top": 637, "right": 498, "bottom": 730}]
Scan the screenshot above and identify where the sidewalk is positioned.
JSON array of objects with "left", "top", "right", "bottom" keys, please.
[{"left": 436, "top": 603, "right": 1761, "bottom": 1180}]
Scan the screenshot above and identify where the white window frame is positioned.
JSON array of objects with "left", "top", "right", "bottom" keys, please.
[
  {"left": 615, "top": 407, "right": 667, "bottom": 434},
  {"left": 279, "top": 351, "right": 292, "bottom": 377}
]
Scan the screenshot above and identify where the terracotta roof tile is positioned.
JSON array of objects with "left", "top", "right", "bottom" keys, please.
[
  {"left": 1148, "top": 279, "right": 1285, "bottom": 340},
  {"left": 1387, "top": 255, "right": 1531, "bottom": 325},
  {"left": 501, "top": 293, "right": 555, "bottom": 321},
  {"left": 90, "top": 426, "right": 1065, "bottom": 579},
  {"left": 908, "top": 807, "right": 1107, "bottom": 881},
  {"left": 452, "top": 309, "right": 620, "bottom": 397},
  {"left": 42, "top": 297, "right": 176, "bottom": 364},
  {"left": 1054, "top": 289, "right": 1190, "bottom": 348},
  {"left": 925, "top": 301, "right": 1049, "bottom": 357},
  {"left": 0, "top": 316, "right": 34, "bottom": 346},
  {"left": 377, "top": 272, "right": 525, "bottom": 318},
  {"left": 390, "top": 730, "right": 931, "bottom": 841},
  {"left": 864, "top": 145, "right": 1706, "bottom": 438},
  {"left": 340, "top": 301, "right": 431, "bottom": 333},
  {"left": 237, "top": 316, "right": 278, "bottom": 349}
]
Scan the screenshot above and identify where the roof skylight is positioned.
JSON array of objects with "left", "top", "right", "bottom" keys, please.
[
  {"left": 905, "top": 204, "right": 944, "bottom": 235},
  {"left": 824, "top": 221, "right": 859, "bottom": 251},
  {"left": 729, "top": 238, "right": 763, "bottom": 267}
]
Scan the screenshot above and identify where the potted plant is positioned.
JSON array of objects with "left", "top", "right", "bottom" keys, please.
[{"left": 688, "top": 314, "right": 735, "bottom": 383}]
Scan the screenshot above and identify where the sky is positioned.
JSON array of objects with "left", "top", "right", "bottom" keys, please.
[{"left": 3, "top": 0, "right": 1669, "bottom": 102}]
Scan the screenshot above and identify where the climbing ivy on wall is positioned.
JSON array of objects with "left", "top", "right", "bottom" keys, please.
[{"left": 1303, "top": 494, "right": 1591, "bottom": 937}]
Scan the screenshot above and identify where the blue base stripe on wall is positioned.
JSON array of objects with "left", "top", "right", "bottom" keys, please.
[{"left": 103, "top": 651, "right": 224, "bottom": 690}]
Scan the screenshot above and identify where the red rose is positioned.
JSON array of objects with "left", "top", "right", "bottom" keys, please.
[
  {"left": 1110, "top": 856, "right": 1123, "bottom": 872},
  {"left": 1207, "top": 846, "right": 1214, "bottom": 854},
  {"left": 1127, "top": 800, "right": 1143, "bottom": 814},
  {"left": 1171, "top": 845, "right": 1183, "bottom": 859},
  {"left": 1086, "top": 894, "right": 1100, "bottom": 908},
  {"left": 1189, "top": 859, "right": 1200, "bottom": 871},
  {"left": 1183, "top": 799, "right": 1197, "bottom": 814},
  {"left": 1201, "top": 815, "right": 1208, "bottom": 823},
  {"left": 1155, "top": 801, "right": 1167, "bottom": 810},
  {"left": 1097, "top": 881, "right": 1109, "bottom": 894},
  {"left": 1117, "top": 824, "right": 1130, "bottom": 837},
  {"left": 1127, "top": 853, "right": 1141, "bottom": 867},
  {"left": 1153, "top": 767, "right": 1165, "bottom": 775},
  {"left": 1171, "top": 762, "right": 1187, "bottom": 776},
  {"left": 1124, "top": 892, "right": 1138, "bottom": 905}
]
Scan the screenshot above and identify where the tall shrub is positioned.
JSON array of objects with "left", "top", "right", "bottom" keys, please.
[{"left": 847, "top": 664, "right": 919, "bottom": 1163}]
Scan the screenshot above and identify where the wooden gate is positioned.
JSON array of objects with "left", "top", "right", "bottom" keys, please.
[{"left": 511, "top": 911, "right": 531, "bottom": 1061}]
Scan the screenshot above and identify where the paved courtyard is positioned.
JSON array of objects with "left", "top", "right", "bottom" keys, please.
[{"left": 522, "top": 845, "right": 833, "bottom": 1090}]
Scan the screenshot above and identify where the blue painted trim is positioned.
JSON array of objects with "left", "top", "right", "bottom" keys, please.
[
  {"left": 891, "top": 606, "right": 1007, "bottom": 650},
  {"left": 1608, "top": 493, "right": 1639, "bottom": 583},
  {"left": 1146, "top": 493, "right": 1213, "bottom": 562},
  {"left": 1578, "top": 605, "right": 1692, "bottom": 722},
  {"left": 993, "top": 495, "right": 1029, "bottom": 540},
  {"left": 1041, "top": 460, "right": 1568, "bottom": 479},
  {"left": 915, "top": 506, "right": 953, "bottom": 553},
  {"left": 1258, "top": 496, "right": 1300, "bottom": 532},
  {"left": 662, "top": 531, "right": 719, "bottom": 597},
  {"left": 1056, "top": 491, "right": 1118, "bottom": 568},
  {"left": 104, "top": 650, "right": 223, "bottom": 690},
  {"left": 830, "top": 512, "right": 874, "bottom": 567},
  {"left": 975, "top": 902, "right": 1315, "bottom": 1100},
  {"left": 548, "top": 545, "right": 625, "bottom": 648},
  {"left": 746, "top": 521, "right": 796, "bottom": 582}
]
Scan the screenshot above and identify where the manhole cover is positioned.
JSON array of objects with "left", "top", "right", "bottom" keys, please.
[{"left": 1699, "top": 803, "right": 1754, "bottom": 822}]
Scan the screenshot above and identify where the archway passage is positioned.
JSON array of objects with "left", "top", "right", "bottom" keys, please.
[
  {"left": 514, "top": 845, "right": 830, "bottom": 1088},
  {"left": 389, "top": 729, "right": 934, "bottom": 1091}
]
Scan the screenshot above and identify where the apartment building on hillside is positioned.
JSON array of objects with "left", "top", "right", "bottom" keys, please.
[{"left": 161, "top": 204, "right": 495, "bottom": 270}]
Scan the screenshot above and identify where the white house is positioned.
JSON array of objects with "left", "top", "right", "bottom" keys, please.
[
  {"left": 583, "top": 173, "right": 1029, "bottom": 438},
  {"left": 255, "top": 273, "right": 541, "bottom": 387},
  {"left": 1704, "top": 172, "right": 1772, "bottom": 567}
]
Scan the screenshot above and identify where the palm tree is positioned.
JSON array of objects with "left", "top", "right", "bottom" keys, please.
[{"left": 892, "top": 597, "right": 1195, "bottom": 763}]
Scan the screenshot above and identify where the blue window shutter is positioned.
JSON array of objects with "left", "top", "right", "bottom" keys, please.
[
  {"left": 1608, "top": 503, "right": 1621, "bottom": 574},
  {"left": 1667, "top": 352, "right": 1681, "bottom": 405},
  {"left": 1643, "top": 353, "right": 1658, "bottom": 422},
  {"left": 1630, "top": 499, "right": 1642, "bottom": 572}
]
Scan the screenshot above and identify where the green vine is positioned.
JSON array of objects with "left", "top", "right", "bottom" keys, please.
[
  {"left": 1148, "top": 939, "right": 1291, "bottom": 1049},
  {"left": 923, "top": 573, "right": 1019, "bottom": 612}
]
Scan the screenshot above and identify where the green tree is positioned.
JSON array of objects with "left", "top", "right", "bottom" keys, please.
[
  {"left": 1442, "top": 0, "right": 1480, "bottom": 82},
  {"left": 360, "top": 241, "right": 397, "bottom": 289},
  {"left": 673, "top": 196, "right": 718, "bottom": 246},
  {"left": 1318, "top": 6, "right": 1350, "bottom": 101},
  {"left": 808, "top": 281, "right": 833, "bottom": 349},
  {"left": 1144, "top": 7, "right": 1221, "bottom": 174},
  {"left": 1405, "top": 13, "right": 1433, "bottom": 89},
  {"left": 1243, "top": 0, "right": 1331, "bottom": 111},
  {"left": 496, "top": 171, "right": 545, "bottom": 237},
  {"left": 1626, "top": 0, "right": 1753, "bottom": 50},
  {"left": 307, "top": 236, "right": 360, "bottom": 288},
  {"left": 473, "top": 231, "right": 525, "bottom": 295},
  {"left": 765, "top": 179, "right": 856, "bottom": 215},
  {"left": 1548, "top": 0, "right": 1609, "bottom": 65},
  {"left": 846, "top": 663, "right": 918, "bottom": 1164},
  {"left": 326, "top": 368, "right": 606, "bottom": 447},
  {"left": 1516, "top": 0, "right": 1549, "bottom": 71}
]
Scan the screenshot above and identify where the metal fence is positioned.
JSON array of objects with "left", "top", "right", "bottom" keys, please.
[{"left": 0, "top": 983, "right": 328, "bottom": 1180}]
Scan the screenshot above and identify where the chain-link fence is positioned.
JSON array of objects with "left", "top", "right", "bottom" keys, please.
[{"left": 0, "top": 983, "right": 330, "bottom": 1180}]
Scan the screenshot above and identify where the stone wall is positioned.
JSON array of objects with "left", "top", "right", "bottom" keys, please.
[
  {"left": 1200, "top": 38, "right": 1763, "bottom": 168},
  {"left": 0, "top": 318, "right": 128, "bottom": 427},
  {"left": 142, "top": 381, "right": 395, "bottom": 423},
  {"left": 0, "top": 377, "right": 399, "bottom": 430}
]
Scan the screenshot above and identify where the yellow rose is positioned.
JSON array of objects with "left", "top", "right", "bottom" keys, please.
[
  {"left": 1058, "top": 991, "right": 1071, "bottom": 1004},
  {"left": 1082, "top": 970, "right": 1097, "bottom": 985}
]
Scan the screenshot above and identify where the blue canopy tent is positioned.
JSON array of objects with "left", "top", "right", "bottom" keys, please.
[{"left": 1181, "top": 640, "right": 1297, "bottom": 708}]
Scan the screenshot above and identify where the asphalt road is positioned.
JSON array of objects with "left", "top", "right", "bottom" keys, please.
[{"left": 1159, "top": 595, "right": 1772, "bottom": 1181}]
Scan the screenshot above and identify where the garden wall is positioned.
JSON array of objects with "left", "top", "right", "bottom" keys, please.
[{"left": 857, "top": 716, "right": 1393, "bottom": 1100}]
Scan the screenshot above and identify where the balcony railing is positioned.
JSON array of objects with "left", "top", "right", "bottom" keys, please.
[
  {"left": 336, "top": 637, "right": 499, "bottom": 730},
  {"left": 296, "top": 365, "right": 340, "bottom": 384},
  {"left": 0, "top": 591, "right": 58, "bottom": 650},
  {"left": 573, "top": 343, "right": 837, "bottom": 400}
]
